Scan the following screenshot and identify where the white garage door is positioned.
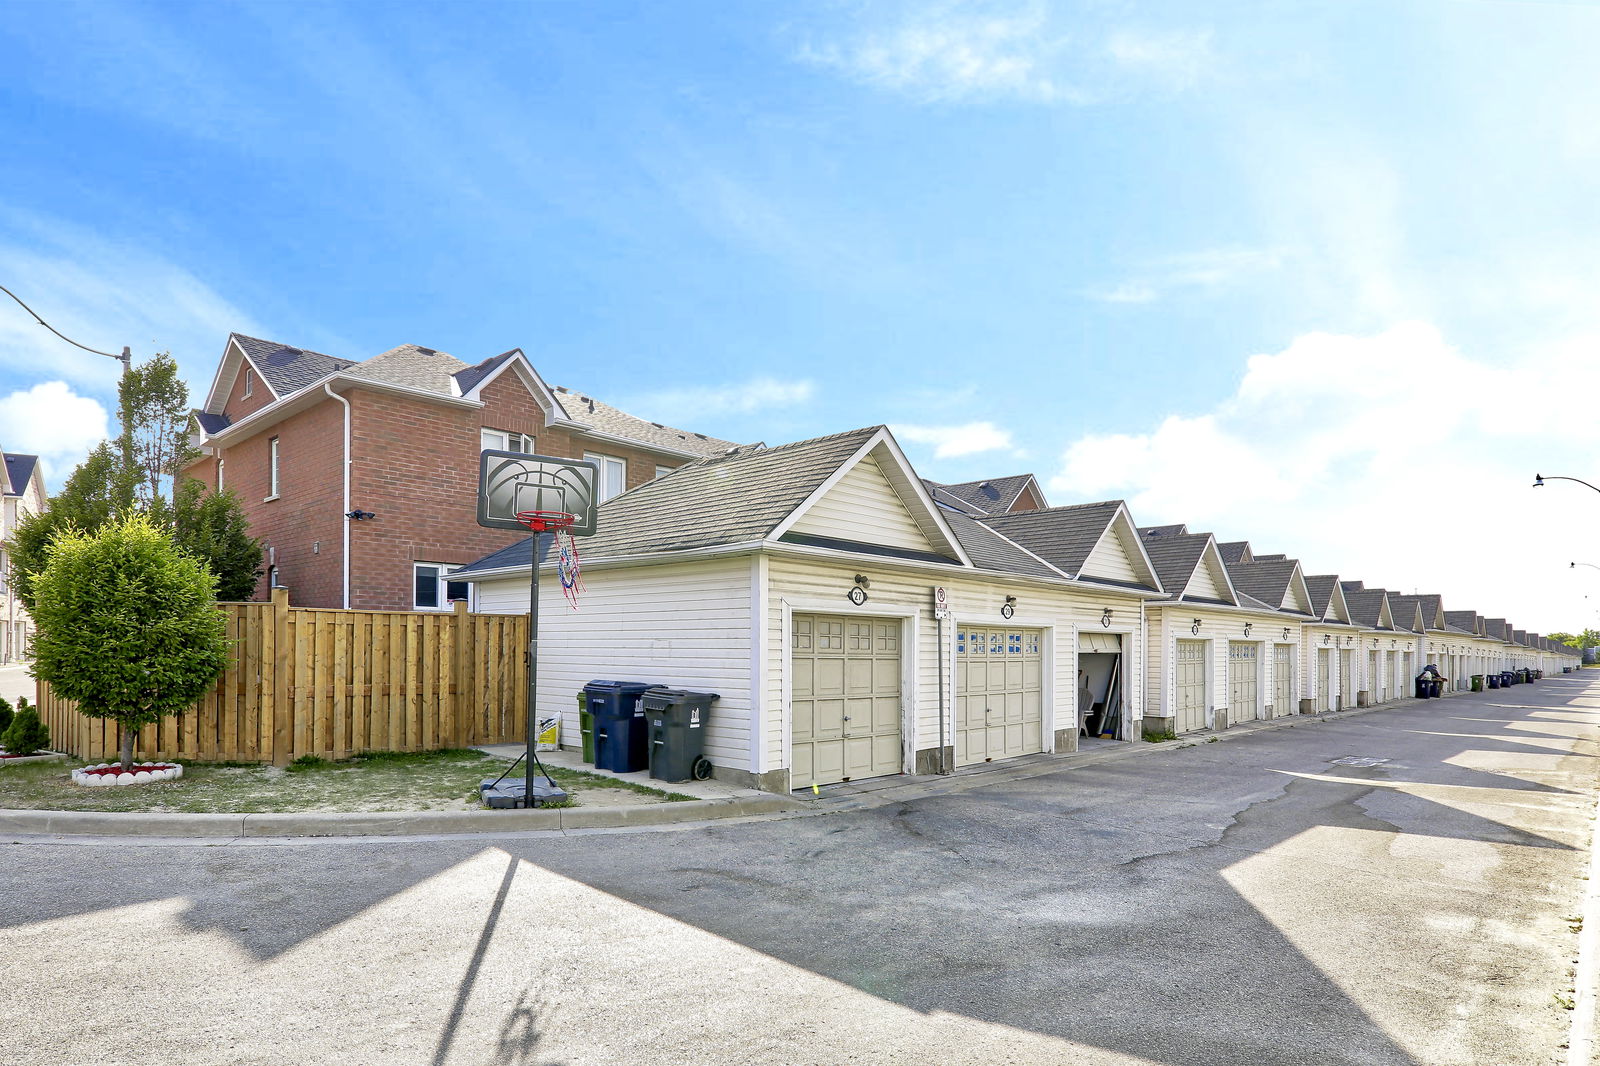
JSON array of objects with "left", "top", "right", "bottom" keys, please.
[
  {"left": 1229, "top": 642, "right": 1259, "bottom": 726},
  {"left": 1368, "top": 651, "right": 1379, "bottom": 701},
  {"left": 791, "top": 614, "right": 903, "bottom": 788},
  {"left": 1273, "top": 644, "right": 1294, "bottom": 717},
  {"left": 956, "top": 626, "right": 1043, "bottom": 765},
  {"left": 1175, "top": 639, "right": 1207, "bottom": 733},
  {"left": 1316, "top": 648, "right": 1331, "bottom": 713}
]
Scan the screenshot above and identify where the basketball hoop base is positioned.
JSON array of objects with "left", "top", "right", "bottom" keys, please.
[{"left": 479, "top": 778, "right": 568, "bottom": 809}]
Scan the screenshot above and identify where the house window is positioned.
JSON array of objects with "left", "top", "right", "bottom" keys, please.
[
  {"left": 584, "top": 453, "right": 626, "bottom": 501},
  {"left": 414, "top": 563, "right": 469, "bottom": 610},
  {"left": 655, "top": 465, "right": 674, "bottom": 480},
  {"left": 267, "top": 437, "right": 280, "bottom": 498},
  {"left": 481, "top": 429, "right": 533, "bottom": 453},
  {"left": 244, "top": 368, "right": 254, "bottom": 398}
]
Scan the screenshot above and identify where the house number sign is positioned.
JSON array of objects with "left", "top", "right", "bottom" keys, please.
[{"left": 847, "top": 586, "right": 868, "bottom": 606}]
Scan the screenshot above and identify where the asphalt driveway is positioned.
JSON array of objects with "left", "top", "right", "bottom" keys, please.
[{"left": 3, "top": 674, "right": 1597, "bottom": 1066}]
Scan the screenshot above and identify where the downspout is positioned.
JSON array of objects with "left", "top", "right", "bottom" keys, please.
[{"left": 323, "top": 383, "right": 352, "bottom": 609}]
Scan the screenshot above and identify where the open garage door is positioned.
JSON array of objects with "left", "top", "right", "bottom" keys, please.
[
  {"left": 956, "top": 626, "right": 1044, "bottom": 765},
  {"left": 791, "top": 614, "right": 903, "bottom": 788}
]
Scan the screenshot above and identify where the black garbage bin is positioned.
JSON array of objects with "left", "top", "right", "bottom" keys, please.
[
  {"left": 641, "top": 688, "right": 720, "bottom": 783},
  {"left": 1501, "top": 670, "right": 1515, "bottom": 687},
  {"left": 1414, "top": 677, "right": 1431, "bottom": 699},
  {"left": 1486, "top": 673, "right": 1500, "bottom": 689},
  {"left": 585, "top": 680, "right": 659, "bottom": 774},
  {"left": 1430, "top": 679, "right": 1444, "bottom": 698}
]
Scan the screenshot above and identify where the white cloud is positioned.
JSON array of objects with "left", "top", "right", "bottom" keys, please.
[
  {"left": 626, "top": 378, "right": 815, "bottom": 424},
  {"left": 0, "top": 381, "right": 111, "bottom": 485},
  {"left": 797, "top": 2, "right": 1084, "bottom": 105},
  {"left": 893, "top": 420, "right": 1015, "bottom": 459},
  {"left": 1085, "top": 246, "right": 1284, "bottom": 304},
  {"left": 1105, "top": 28, "right": 1217, "bottom": 89},
  {"left": 1050, "top": 322, "right": 1600, "bottom": 627}
]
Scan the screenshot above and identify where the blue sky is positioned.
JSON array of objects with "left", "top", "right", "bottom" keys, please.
[{"left": 3, "top": 0, "right": 1600, "bottom": 631}]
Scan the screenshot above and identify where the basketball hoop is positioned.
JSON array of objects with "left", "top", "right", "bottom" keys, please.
[
  {"left": 515, "top": 510, "right": 576, "bottom": 534},
  {"left": 516, "top": 510, "right": 585, "bottom": 608}
]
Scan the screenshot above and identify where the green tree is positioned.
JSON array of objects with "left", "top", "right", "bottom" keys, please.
[
  {"left": 6, "top": 441, "right": 136, "bottom": 611},
  {"left": 118, "top": 351, "right": 196, "bottom": 508},
  {"left": 30, "top": 513, "right": 229, "bottom": 771},
  {"left": 168, "top": 478, "right": 263, "bottom": 601}
]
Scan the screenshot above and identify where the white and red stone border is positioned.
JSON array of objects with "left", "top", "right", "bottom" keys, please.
[{"left": 72, "top": 763, "right": 184, "bottom": 787}]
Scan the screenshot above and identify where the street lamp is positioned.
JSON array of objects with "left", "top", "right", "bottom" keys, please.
[
  {"left": 1534, "top": 473, "right": 1600, "bottom": 494},
  {"left": 1574, "top": 562, "right": 1600, "bottom": 573}
]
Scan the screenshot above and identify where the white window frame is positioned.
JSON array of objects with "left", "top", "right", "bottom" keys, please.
[
  {"left": 243, "top": 368, "right": 254, "bottom": 398},
  {"left": 584, "top": 452, "right": 626, "bottom": 501},
  {"left": 655, "top": 464, "right": 674, "bottom": 480},
  {"left": 414, "top": 563, "right": 470, "bottom": 611},
  {"left": 266, "top": 437, "right": 280, "bottom": 500},
  {"left": 480, "top": 428, "right": 533, "bottom": 453}
]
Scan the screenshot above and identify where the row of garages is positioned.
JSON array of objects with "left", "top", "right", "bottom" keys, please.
[{"left": 457, "top": 426, "right": 1582, "bottom": 794}]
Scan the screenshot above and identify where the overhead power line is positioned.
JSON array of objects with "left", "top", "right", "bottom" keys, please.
[{"left": 0, "top": 282, "right": 131, "bottom": 369}]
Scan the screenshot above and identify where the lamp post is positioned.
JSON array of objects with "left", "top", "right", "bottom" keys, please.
[
  {"left": 1534, "top": 473, "right": 1600, "bottom": 494},
  {"left": 1574, "top": 562, "right": 1600, "bottom": 573}
]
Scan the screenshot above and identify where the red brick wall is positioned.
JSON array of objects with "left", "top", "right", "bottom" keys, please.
[
  {"left": 222, "top": 353, "right": 276, "bottom": 423},
  {"left": 181, "top": 362, "right": 707, "bottom": 612}
]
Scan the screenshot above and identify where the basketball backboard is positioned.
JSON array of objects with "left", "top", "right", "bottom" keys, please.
[{"left": 476, "top": 451, "right": 598, "bottom": 535}]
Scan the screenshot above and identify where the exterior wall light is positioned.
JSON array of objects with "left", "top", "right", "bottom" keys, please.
[
  {"left": 346, "top": 510, "right": 376, "bottom": 521},
  {"left": 1191, "top": 619, "right": 1203, "bottom": 635},
  {"left": 1243, "top": 622, "right": 1253, "bottom": 638},
  {"left": 1101, "top": 608, "right": 1113, "bottom": 628}
]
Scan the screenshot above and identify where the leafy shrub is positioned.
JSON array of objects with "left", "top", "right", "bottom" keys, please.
[
  {"left": 2, "top": 705, "right": 51, "bottom": 756},
  {"left": 0, "top": 696, "right": 12, "bottom": 737}
]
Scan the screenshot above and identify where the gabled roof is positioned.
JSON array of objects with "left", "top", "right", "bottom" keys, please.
[
  {"left": 226, "top": 333, "right": 356, "bottom": 401},
  {"left": 554, "top": 386, "right": 739, "bottom": 459},
  {"left": 1443, "top": 610, "right": 1481, "bottom": 636},
  {"left": 932, "top": 474, "right": 1046, "bottom": 515},
  {"left": 453, "top": 350, "right": 520, "bottom": 395},
  {"left": 343, "top": 343, "right": 469, "bottom": 394},
  {"left": 1483, "top": 618, "right": 1510, "bottom": 641},
  {"left": 1224, "top": 557, "right": 1314, "bottom": 617},
  {"left": 1136, "top": 529, "right": 1236, "bottom": 606},
  {"left": 1344, "top": 587, "right": 1393, "bottom": 630},
  {"left": 1218, "top": 541, "right": 1252, "bottom": 565},
  {"left": 1140, "top": 523, "right": 1189, "bottom": 537},
  {"left": 1304, "top": 576, "right": 1354, "bottom": 624},
  {"left": 979, "top": 502, "right": 1163, "bottom": 591},
  {"left": 457, "top": 426, "right": 980, "bottom": 576},
  {"left": 1386, "top": 596, "right": 1424, "bottom": 634},
  {"left": 4, "top": 452, "right": 39, "bottom": 496}
]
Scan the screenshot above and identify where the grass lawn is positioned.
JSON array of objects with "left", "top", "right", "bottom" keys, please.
[{"left": 0, "top": 749, "right": 694, "bottom": 813}]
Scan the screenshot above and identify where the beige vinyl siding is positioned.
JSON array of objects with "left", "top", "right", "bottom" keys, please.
[
  {"left": 1079, "top": 526, "right": 1141, "bottom": 584},
  {"left": 787, "top": 454, "right": 934, "bottom": 554},
  {"left": 1184, "top": 558, "right": 1229, "bottom": 601},
  {"left": 764, "top": 554, "right": 1145, "bottom": 775},
  {"left": 474, "top": 557, "right": 754, "bottom": 770}
]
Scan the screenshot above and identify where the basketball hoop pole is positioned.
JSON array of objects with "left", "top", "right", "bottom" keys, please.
[{"left": 526, "top": 529, "right": 543, "bottom": 806}]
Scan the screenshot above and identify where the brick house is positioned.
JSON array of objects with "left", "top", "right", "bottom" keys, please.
[
  {"left": 1, "top": 447, "right": 44, "bottom": 662},
  {"left": 183, "top": 334, "right": 737, "bottom": 611}
]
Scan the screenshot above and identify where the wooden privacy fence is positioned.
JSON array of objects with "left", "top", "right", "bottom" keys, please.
[{"left": 38, "top": 588, "right": 530, "bottom": 764}]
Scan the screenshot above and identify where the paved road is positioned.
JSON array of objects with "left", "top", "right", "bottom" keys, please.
[
  {"left": 0, "top": 662, "right": 35, "bottom": 707},
  {"left": 4, "top": 676, "right": 1598, "bottom": 1066}
]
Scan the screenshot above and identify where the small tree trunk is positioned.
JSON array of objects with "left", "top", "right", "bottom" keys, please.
[{"left": 119, "top": 726, "right": 135, "bottom": 773}]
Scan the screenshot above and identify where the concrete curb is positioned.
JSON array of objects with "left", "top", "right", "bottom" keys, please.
[
  {"left": 0, "top": 684, "right": 1560, "bottom": 841},
  {"left": 0, "top": 751, "right": 66, "bottom": 766},
  {"left": 0, "top": 793, "right": 804, "bottom": 840}
]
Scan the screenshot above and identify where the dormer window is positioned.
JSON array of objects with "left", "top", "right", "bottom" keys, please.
[{"left": 244, "top": 368, "right": 254, "bottom": 398}]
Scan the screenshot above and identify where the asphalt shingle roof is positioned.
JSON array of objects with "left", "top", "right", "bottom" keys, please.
[
  {"left": 1225, "top": 558, "right": 1304, "bottom": 613},
  {"left": 1444, "top": 611, "right": 1480, "bottom": 634},
  {"left": 1344, "top": 588, "right": 1391, "bottom": 629},
  {"left": 343, "top": 344, "right": 470, "bottom": 394},
  {"left": 934, "top": 474, "right": 1041, "bottom": 515},
  {"left": 3, "top": 452, "right": 37, "bottom": 496},
  {"left": 942, "top": 512, "right": 1064, "bottom": 580},
  {"left": 1137, "top": 533, "right": 1216, "bottom": 601},
  {"left": 977, "top": 501, "right": 1127, "bottom": 580},
  {"left": 1304, "top": 576, "right": 1343, "bottom": 620},
  {"left": 456, "top": 427, "right": 880, "bottom": 574},
  {"left": 453, "top": 350, "right": 519, "bottom": 395},
  {"left": 195, "top": 411, "right": 231, "bottom": 434},
  {"left": 554, "top": 386, "right": 739, "bottom": 459},
  {"left": 1139, "top": 523, "right": 1189, "bottom": 538},
  {"left": 230, "top": 333, "right": 356, "bottom": 395},
  {"left": 1218, "top": 541, "right": 1252, "bottom": 565}
]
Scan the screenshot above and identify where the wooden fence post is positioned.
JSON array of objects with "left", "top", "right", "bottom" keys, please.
[
  {"left": 271, "top": 586, "right": 291, "bottom": 765},
  {"left": 452, "top": 599, "right": 469, "bottom": 748}
]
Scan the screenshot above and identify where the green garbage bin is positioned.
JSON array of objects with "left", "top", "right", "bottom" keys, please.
[
  {"left": 577, "top": 693, "right": 595, "bottom": 764},
  {"left": 641, "top": 688, "right": 720, "bottom": 783},
  {"left": 1470, "top": 674, "right": 1483, "bottom": 692}
]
